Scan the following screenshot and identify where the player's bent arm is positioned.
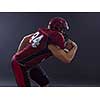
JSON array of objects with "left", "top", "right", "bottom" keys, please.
[
  {"left": 17, "top": 34, "right": 32, "bottom": 52},
  {"left": 48, "top": 44, "right": 78, "bottom": 63}
]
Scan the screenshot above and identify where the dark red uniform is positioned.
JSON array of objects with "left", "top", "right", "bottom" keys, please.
[{"left": 12, "top": 28, "right": 65, "bottom": 87}]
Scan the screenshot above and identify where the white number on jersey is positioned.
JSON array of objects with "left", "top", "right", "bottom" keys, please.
[{"left": 29, "top": 32, "right": 44, "bottom": 48}]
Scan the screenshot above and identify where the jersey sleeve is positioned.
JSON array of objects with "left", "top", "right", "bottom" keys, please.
[{"left": 38, "top": 28, "right": 65, "bottom": 49}]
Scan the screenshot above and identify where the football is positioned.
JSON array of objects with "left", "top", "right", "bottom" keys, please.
[{"left": 65, "top": 41, "right": 74, "bottom": 51}]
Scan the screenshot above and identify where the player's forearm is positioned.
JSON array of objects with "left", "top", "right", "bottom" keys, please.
[
  {"left": 56, "top": 46, "right": 77, "bottom": 63},
  {"left": 48, "top": 44, "right": 76, "bottom": 63},
  {"left": 64, "top": 46, "right": 78, "bottom": 63}
]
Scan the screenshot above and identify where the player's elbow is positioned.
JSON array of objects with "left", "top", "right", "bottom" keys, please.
[
  {"left": 57, "top": 53, "right": 72, "bottom": 64},
  {"left": 62, "top": 57, "right": 72, "bottom": 64}
]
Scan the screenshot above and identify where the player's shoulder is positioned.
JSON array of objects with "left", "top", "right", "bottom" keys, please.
[
  {"left": 22, "top": 33, "right": 33, "bottom": 42},
  {"left": 38, "top": 27, "right": 57, "bottom": 34},
  {"left": 38, "top": 27, "right": 48, "bottom": 31},
  {"left": 39, "top": 28, "right": 64, "bottom": 40},
  {"left": 23, "top": 33, "right": 33, "bottom": 39}
]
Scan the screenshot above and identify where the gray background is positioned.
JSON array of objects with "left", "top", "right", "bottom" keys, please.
[{"left": 0, "top": 12, "right": 100, "bottom": 86}]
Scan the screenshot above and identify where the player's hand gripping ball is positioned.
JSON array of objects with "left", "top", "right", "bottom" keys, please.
[{"left": 65, "top": 39, "right": 74, "bottom": 51}]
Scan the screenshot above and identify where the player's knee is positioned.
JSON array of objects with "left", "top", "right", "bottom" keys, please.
[{"left": 29, "top": 67, "right": 50, "bottom": 87}]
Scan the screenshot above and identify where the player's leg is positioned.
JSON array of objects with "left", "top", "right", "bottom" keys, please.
[
  {"left": 12, "top": 55, "right": 31, "bottom": 87},
  {"left": 29, "top": 65, "right": 49, "bottom": 87}
]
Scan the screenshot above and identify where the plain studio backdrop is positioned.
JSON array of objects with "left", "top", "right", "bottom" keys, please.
[{"left": 0, "top": 12, "right": 100, "bottom": 86}]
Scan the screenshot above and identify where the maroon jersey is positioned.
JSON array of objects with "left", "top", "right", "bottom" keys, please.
[{"left": 15, "top": 28, "right": 65, "bottom": 66}]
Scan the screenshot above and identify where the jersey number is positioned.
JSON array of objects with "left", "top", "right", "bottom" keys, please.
[{"left": 29, "top": 32, "right": 44, "bottom": 48}]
